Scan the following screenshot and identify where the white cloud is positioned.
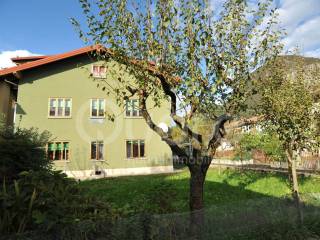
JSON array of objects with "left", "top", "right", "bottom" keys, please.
[
  {"left": 282, "top": 16, "right": 320, "bottom": 52},
  {"left": 277, "top": 0, "right": 320, "bottom": 32},
  {"left": 0, "top": 50, "right": 40, "bottom": 69},
  {"left": 277, "top": 0, "right": 320, "bottom": 55},
  {"left": 209, "top": 0, "right": 320, "bottom": 57}
]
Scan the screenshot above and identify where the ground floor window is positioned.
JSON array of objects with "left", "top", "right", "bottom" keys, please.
[
  {"left": 91, "top": 141, "right": 104, "bottom": 160},
  {"left": 126, "top": 140, "right": 145, "bottom": 158},
  {"left": 47, "top": 142, "right": 69, "bottom": 161}
]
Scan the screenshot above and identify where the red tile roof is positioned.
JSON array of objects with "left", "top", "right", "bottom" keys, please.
[
  {"left": 0, "top": 45, "right": 180, "bottom": 84},
  {"left": 0, "top": 45, "right": 101, "bottom": 77}
]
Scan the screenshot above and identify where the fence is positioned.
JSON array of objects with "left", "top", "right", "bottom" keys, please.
[
  {"left": 214, "top": 149, "right": 320, "bottom": 171},
  {"left": 10, "top": 194, "right": 320, "bottom": 240},
  {"left": 211, "top": 159, "right": 253, "bottom": 166},
  {"left": 272, "top": 160, "right": 320, "bottom": 171}
]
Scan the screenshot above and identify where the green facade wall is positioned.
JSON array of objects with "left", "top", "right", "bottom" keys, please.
[{"left": 16, "top": 55, "right": 172, "bottom": 173}]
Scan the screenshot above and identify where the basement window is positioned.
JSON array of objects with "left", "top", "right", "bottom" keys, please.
[
  {"left": 47, "top": 142, "right": 70, "bottom": 161},
  {"left": 126, "top": 140, "right": 145, "bottom": 159}
]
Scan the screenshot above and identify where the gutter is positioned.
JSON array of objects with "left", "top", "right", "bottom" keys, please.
[{"left": 4, "top": 79, "right": 18, "bottom": 87}]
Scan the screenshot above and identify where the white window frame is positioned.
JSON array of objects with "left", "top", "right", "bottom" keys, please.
[
  {"left": 90, "top": 98, "right": 106, "bottom": 118},
  {"left": 90, "top": 140, "right": 104, "bottom": 161},
  {"left": 91, "top": 65, "right": 107, "bottom": 78},
  {"left": 48, "top": 98, "right": 72, "bottom": 118},
  {"left": 255, "top": 125, "right": 263, "bottom": 132},
  {"left": 242, "top": 125, "right": 251, "bottom": 133},
  {"left": 125, "top": 99, "right": 142, "bottom": 118}
]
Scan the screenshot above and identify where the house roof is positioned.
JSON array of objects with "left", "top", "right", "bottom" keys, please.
[
  {"left": 11, "top": 56, "right": 48, "bottom": 61},
  {"left": 0, "top": 45, "right": 102, "bottom": 77},
  {"left": 0, "top": 45, "right": 180, "bottom": 84}
]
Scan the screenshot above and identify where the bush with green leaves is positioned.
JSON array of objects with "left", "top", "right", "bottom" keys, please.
[
  {"left": 1, "top": 170, "right": 115, "bottom": 238},
  {"left": 0, "top": 127, "right": 51, "bottom": 181},
  {"left": 0, "top": 127, "right": 116, "bottom": 238},
  {"left": 234, "top": 132, "right": 285, "bottom": 161},
  {"left": 260, "top": 133, "right": 286, "bottom": 162}
]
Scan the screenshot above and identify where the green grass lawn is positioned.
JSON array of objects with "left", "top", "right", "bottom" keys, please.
[{"left": 78, "top": 168, "right": 320, "bottom": 216}]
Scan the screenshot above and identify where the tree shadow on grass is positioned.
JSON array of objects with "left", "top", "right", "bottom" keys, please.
[
  {"left": 79, "top": 170, "right": 280, "bottom": 214},
  {"left": 13, "top": 171, "right": 320, "bottom": 240},
  {"left": 79, "top": 169, "right": 320, "bottom": 215},
  {"left": 103, "top": 175, "right": 320, "bottom": 240}
]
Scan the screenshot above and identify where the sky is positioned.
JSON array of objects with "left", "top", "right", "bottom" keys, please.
[{"left": 0, "top": 0, "right": 320, "bottom": 68}]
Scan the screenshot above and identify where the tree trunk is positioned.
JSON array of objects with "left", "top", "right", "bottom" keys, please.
[
  {"left": 286, "top": 148, "right": 303, "bottom": 224},
  {"left": 188, "top": 162, "right": 209, "bottom": 237},
  {"left": 189, "top": 168, "right": 206, "bottom": 211}
]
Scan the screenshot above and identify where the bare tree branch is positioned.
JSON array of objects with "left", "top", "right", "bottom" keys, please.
[
  {"left": 155, "top": 73, "right": 203, "bottom": 144},
  {"left": 207, "top": 114, "right": 233, "bottom": 154},
  {"left": 139, "top": 92, "right": 189, "bottom": 160}
]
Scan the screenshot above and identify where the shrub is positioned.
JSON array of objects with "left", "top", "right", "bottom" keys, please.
[
  {"left": 0, "top": 127, "right": 51, "bottom": 181},
  {"left": 234, "top": 132, "right": 285, "bottom": 161},
  {"left": 260, "top": 133, "right": 286, "bottom": 162},
  {"left": 0, "top": 127, "right": 116, "bottom": 238},
  {"left": 0, "top": 170, "right": 115, "bottom": 238},
  {"left": 234, "top": 133, "right": 261, "bottom": 160}
]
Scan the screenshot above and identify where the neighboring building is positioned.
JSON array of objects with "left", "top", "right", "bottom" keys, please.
[
  {"left": 0, "top": 46, "right": 173, "bottom": 178},
  {"left": 214, "top": 116, "right": 264, "bottom": 160},
  {"left": 0, "top": 78, "right": 17, "bottom": 127},
  {"left": 215, "top": 116, "right": 320, "bottom": 166},
  {"left": 230, "top": 116, "right": 263, "bottom": 134}
]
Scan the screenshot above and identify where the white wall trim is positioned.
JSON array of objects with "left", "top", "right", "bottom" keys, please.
[
  {"left": 211, "top": 159, "right": 253, "bottom": 166},
  {"left": 63, "top": 165, "right": 174, "bottom": 180}
]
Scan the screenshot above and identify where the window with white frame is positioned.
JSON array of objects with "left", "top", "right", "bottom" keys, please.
[
  {"left": 49, "top": 98, "right": 72, "bottom": 117},
  {"left": 47, "top": 142, "right": 70, "bottom": 161},
  {"left": 126, "top": 140, "right": 145, "bottom": 158},
  {"left": 242, "top": 125, "right": 251, "bottom": 133},
  {"left": 125, "top": 99, "right": 141, "bottom": 117},
  {"left": 255, "top": 125, "right": 263, "bottom": 132},
  {"left": 91, "top": 141, "right": 104, "bottom": 160},
  {"left": 91, "top": 99, "right": 105, "bottom": 118},
  {"left": 92, "top": 65, "right": 106, "bottom": 78}
]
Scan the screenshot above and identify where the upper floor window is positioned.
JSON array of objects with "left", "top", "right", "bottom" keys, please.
[
  {"left": 49, "top": 98, "right": 72, "bottom": 118},
  {"left": 92, "top": 65, "right": 106, "bottom": 78},
  {"left": 47, "top": 141, "right": 70, "bottom": 161},
  {"left": 126, "top": 140, "right": 145, "bottom": 159},
  {"left": 91, "top": 99, "right": 105, "bottom": 118},
  {"left": 91, "top": 141, "right": 104, "bottom": 160},
  {"left": 125, "top": 99, "right": 142, "bottom": 117}
]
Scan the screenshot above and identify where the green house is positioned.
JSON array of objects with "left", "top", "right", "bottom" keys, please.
[{"left": 0, "top": 46, "right": 173, "bottom": 178}]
